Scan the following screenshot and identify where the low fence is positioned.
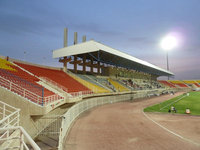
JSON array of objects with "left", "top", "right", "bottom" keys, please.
[
  {"left": 69, "top": 90, "right": 93, "bottom": 98},
  {"left": 177, "top": 87, "right": 191, "bottom": 93},
  {"left": 33, "top": 115, "right": 62, "bottom": 139},
  {"left": 0, "top": 76, "right": 64, "bottom": 106},
  {"left": 58, "top": 91, "right": 150, "bottom": 150}
]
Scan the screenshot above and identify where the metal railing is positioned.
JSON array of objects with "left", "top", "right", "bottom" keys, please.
[
  {"left": 40, "top": 77, "right": 68, "bottom": 92},
  {"left": 0, "top": 76, "right": 64, "bottom": 106},
  {"left": 0, "top": 101, "right": 40, "bottom": 150},
  {"left": 0, "top": 101, "right": 20, "bottom": 128},
  {"left": 34, "top": 115, "right": 62, "bottom": 138},
  {"left": 0, "top": 126, "right": 40, "bottom": 150},
  {"left": 69, "top": 90, "right": 93, "bottom": 98},
  {"left": 0, "top": 69, "right": 42, "bottom": 94},
  {"left": 40, "top": 76, "right": 94, "bottom": 100}
]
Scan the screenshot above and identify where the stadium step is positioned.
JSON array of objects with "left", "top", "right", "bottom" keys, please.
[
  {"left": 36, "top": 135, "right": 58, "bottom": 150},
  {"left": 35, "top": 141, "right": 53, "bottom": 150}
]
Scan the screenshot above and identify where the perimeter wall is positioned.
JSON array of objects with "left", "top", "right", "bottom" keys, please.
[{"left": 58, "top": 89, "right": 169, "bottom": 150}]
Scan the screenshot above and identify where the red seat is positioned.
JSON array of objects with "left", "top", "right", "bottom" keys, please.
[
  {"left": 15, "top": 62, "right": 91, "bottom": 94},
  {"left": 194, "top": 83, "right": 200, "bottom": 87},
  {"left": 159, "top": 80, "right": 176, "bottom": 88},
  {"left": 175, "top": 83, "right": 188, "bottom": 88},
  {"left": 0, "top": 65, "right": 54, "bottom": 98}
]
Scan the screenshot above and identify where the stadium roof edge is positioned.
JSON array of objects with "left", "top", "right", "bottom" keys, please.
[{"left": 52, "top": 40, "right": 174, "bottom": 76}]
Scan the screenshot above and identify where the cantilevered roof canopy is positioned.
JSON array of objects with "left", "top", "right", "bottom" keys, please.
[{"left": 53, "top": 40, "right": 174, "bottom": 76}]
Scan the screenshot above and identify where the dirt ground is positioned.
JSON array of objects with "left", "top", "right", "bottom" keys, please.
[{"left": 64, "top": 92, "right": 200, "bottom": 150}]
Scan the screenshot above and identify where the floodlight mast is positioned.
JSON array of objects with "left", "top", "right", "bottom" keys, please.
[
  {"left": 166, "top": 50, "right": 169, "bottom": 80},
  {"left": 161, "top": 35, "right": 178, "bottom": 80}
]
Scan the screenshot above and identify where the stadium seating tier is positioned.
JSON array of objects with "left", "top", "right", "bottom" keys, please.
[
  {"left": 15, "top": 62, "right": 91, "bottom": 93},
  {"left": 159, "top": 80, "right": 176, "bottom": 88},
  {"left": 0, "top": 59, "right": 54, "bottom": 97}
]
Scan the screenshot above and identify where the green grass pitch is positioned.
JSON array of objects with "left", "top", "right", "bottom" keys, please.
[{"left": 144, "top": 91, "right": 200, "bottom": 115}]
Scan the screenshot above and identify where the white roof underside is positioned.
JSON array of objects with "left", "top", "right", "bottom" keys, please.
[{"left": 53, "top": 40, "right": 174, "bottom": 76}]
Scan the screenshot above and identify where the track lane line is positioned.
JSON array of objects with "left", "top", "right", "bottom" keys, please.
[{"left": 142, "top": 111, "right": 200, "bottom": 147}]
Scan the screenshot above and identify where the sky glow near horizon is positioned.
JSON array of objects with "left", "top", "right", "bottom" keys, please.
[{"left": 0, "top": 0, "right": 200, "bottom": 80}]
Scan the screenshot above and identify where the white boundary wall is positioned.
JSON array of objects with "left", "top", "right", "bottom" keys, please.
[{"left": 58, "top": 91, "right": 150, "bottom": 150}]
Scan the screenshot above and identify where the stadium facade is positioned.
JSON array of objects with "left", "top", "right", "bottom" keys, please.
[{"left": 0, "top": 29, "right": 198, "bottom": 149}]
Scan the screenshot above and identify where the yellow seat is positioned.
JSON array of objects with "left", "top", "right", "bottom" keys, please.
[
  {"left": 169, "top": 80, "right": 183, "bottom": 84},
  {"left": 183, "top": 80, "right": 196, "bottom": 84},
  {"left": 0, "top": 58, "right": 16, "bottom": 71},
  {"left": 108, "top": 78, "right": 130, "bottom": 92},
  {"left": 195, "top": 80, "right": 200, "bottom": 83},
  {"left": 69, "top": 74, "right": 110, "bottom": 93}
]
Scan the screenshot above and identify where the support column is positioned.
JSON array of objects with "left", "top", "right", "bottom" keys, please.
[
  {"left": 64, "top": 28, "right": 68, "bottom": 47},
  {"left": 69, "top": 55, "right": 82, "bottom": 73},
  {"left": 83, "top": 54, "right": 86, "bottom": 74},
  {"left": 74, "top": 55, "right": 78, "bottom": 73},
  {"left": 90, "top": 57, "right": 93, "bottom": 74},
  {"left": 59, "top": 56, "right": 71, "bottom": 73},
  {"left": 63, "top": 56, "right": 67, "bottom": 72},
  {"left": 74, "top": 32, "right": 78, "bottom": 45},
  {"left": 101, "top": 63, "right": 105, "bottom": 75},
  {"left": 61, "top": 28, "right": 69, "bottom": 72},
  {"left": 97, "top": 61, "right": 100, "bottom": 75},
  {"left": 82, "top": 35, "right": 86, "bottom": 42}
]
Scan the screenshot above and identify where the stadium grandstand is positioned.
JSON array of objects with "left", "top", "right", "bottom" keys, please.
[{"left": 0, "top": 28, "right": 197, "bottom": 149}]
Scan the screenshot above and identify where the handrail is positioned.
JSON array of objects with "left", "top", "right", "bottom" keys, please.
[
  {"left": 0, "top": 110, "right": 19, "bottom": 127},
  {"left": 0, "top": 69, "right": 42, "bottom": 90},
  {"left": 20, "top": 126, "right": 41, "bottom": 150},
  {"left": 0, "top": 126, "right": 41, "bottom": 150},
  {"left": 0, "top": 75, "right": 42, "bottom": 103},
  {"left": 40, "top": 76, "right": 68, "bottom": 92},
  {"left": 0, "top": 101, "right": 20, "bottom": 128},
  {"left": 69, "top": 90, "right": 93, "bottom": 98},
  {"left": 0, "top": 101, "right": 40, "bottom": 150},
  {"left": 0, "top": 76, "right": 64, "bottom": 106},
  {"left": 0, "top": 100, "right": 20, "bottom": 112}
]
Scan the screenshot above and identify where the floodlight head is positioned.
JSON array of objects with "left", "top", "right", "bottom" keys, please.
[{"left": 161, "top": 35, "right": 178, "bottom": 51}]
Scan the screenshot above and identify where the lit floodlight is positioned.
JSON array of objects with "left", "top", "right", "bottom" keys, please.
[{"left": 161, "top": 35, "right": 178, "bottom": 51}]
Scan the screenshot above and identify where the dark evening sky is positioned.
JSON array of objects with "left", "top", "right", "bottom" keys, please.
[{"left": 0, "top": 0, "right": 200, "bottom": 79}]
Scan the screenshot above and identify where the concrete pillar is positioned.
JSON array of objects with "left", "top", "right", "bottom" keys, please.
[
  {"left": 64, "top": 28, "right": 68, "bottom": 47},
  {"left": 74, "top": 32, "right": 78, "bottom": 45},
  {"left": 63, "top": 28, "right": 68, "bottom": 72},
  {"left": 82, "top": 36, "right": 86, "bottom": 42}
]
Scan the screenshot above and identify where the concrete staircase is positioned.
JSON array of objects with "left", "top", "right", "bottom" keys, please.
[
  {"left": 32, "top": 103, "right": 74, "bottom": 149},
  {"left": 35, "top": 135, "right": 59, "bottom": 150}
]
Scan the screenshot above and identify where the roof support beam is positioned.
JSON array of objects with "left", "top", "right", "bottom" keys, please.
[{"left": 59, "top": 56, "right": 71, "bottom": 72}]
